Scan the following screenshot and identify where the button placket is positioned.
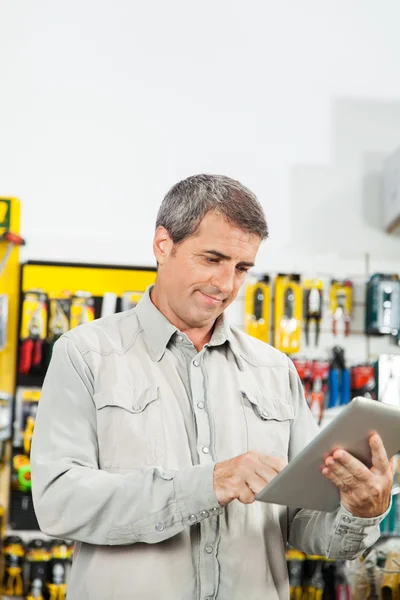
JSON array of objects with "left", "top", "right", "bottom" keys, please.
[{"left": 190, "top": 354, "right": 213, "bottom": 463}]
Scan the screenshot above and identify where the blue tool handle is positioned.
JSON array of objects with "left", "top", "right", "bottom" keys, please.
[
  {"left": 328, "top": 369, "right": 339, "bottom": 408},
  {"left": 340, "top": 369, "right": 351, "bottom": 405}
]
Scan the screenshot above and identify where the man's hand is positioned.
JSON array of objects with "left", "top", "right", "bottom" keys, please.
[
  {"left": 213, "top": 451, "right": 287, "bottom": 507},
  {"left": 322, "top": 433, "right": 395, "bottom": 518}
]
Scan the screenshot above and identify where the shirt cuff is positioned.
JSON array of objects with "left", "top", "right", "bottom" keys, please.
[
  {"left": 174, "top": 463, "right": 223, "bottom": 527},
  {"left": 340, "top": 499, "right": 392, "bottom": 525}
]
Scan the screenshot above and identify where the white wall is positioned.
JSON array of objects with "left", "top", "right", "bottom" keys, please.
[{"left": 1, "top": 0, "right": 400, "bottom": 361}]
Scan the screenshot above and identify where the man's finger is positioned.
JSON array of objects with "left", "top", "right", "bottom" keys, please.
[
  {"left": 331, "top": 449, "right": 371, "bottom": 482},
  {"left": 325, "top": 457, "right": 359, "bottom": 488},
  {"left": 369, "top": 434, "right": 391, "bottom": 474},
  {"left": 247, "top": 473, "right": 270, "bottom": 495},
  {"left": 258, "top": 454, "right": 287, "bottom": 473},
  {"left": 322, "top": 466, "right": 348, "bottom": 491},
  {"left": 254, "top": 465, "right": 281, "bottom": 485}
]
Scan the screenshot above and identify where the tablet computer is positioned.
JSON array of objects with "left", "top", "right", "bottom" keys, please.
[{"left": 256, "top": 397, "right": 400, "bottom": 512}]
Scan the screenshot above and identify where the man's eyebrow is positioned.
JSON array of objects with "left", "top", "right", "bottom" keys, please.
[{"left": 203, "top": 250, "right": 254, "bottom": 267}]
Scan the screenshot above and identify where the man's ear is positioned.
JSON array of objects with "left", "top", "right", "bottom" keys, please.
[{"left": 153, "top": 226, "right": 174, "bottom": 265}]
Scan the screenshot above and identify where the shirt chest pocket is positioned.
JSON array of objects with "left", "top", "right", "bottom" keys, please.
[
  {"left": 241, "top": 390, "right": 294, "bottom": 459},
  {"left": 93, "top": 384, "right": 165, "bottom": 469}
]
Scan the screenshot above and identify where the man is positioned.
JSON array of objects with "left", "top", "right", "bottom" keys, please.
[{"left": 31, "top": 174, "right": 393, "bottom": 600}]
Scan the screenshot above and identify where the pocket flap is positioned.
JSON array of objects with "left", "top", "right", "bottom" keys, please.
[
  {"left": 94, "top": 385, "right": 159, "bottom": 413},
  {"left": 242, "top": 391, "right": 294, "bottom": 422}
]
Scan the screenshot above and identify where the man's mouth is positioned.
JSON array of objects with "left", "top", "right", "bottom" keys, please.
[{"left": 198, "top": 291, "right": 225, "bottom": 305}]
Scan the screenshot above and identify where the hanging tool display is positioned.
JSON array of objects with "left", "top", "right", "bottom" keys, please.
[
  {"left": 303, "top": 279, "right": 323, "bottom": 346},
  {"left": 328, "top": 347, "right": 351, "bottom": 408},
  {"left": 47, "top": 539, "right": 71, "bottom": 600},
  {"left": 26, "top": 539, "right": 51, "bottom": 600},
  {"left": 350, "top": 364, "right": 376, "bottom": 400},
  {"left": 2, "top": 535, "right": 25, "bottom": 596},
  {"left": 19, "top": 290, "right": 47, "bottom": 376},
  {"left": 330, "top": 280, "right": 352, "bottom": 337},
  {"left": 366, "top": 273, "right": 400, "bottom": 338},
  {"left": 70, "top": 291, "right": 95, "bottom": 329},
  {"left": 244, "top": 275, "right": 271, "bottom": 343},
  {"left": 308, "top": 360, "right": 330, "bottom": 425},
  {"left": 274, "top": 274, "right": 302, "bottom": 354}
]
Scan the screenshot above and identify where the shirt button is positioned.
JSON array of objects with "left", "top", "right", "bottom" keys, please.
[
  {"left": 133, "top": 405, "right": 142, "bottom": 411},
  {"left": 202, "top": 447, "right": 210, "bottom": 454},
  {"left": 205, "top": 545, "right": 213, "bottom": 554},
  {"left": 189, "top": 514, "right": 198, "bottom": 524},
  {"left": 212, "top": 507, "right": 220, "bottom": 514},
  {"left": 200, "top": 510, "right": 209, "bottom": 518},
  {"left": 155, "top": 523, "right": 165, "bottom": 532},
  {"left": 193, "top": 360, "right": 200, "bottom": 367},
  {"left": 261, "top": 411, "right": 269, "bottom": 419},
  {"left": 342, "top": 516, "right": 352, "bottom": 524},
  {"left": 197, "top": 402, "right": 205, "bottom": 409}
]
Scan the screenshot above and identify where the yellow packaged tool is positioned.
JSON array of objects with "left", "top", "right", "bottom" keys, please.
[
  {"left": 2, "top": 535, "right": 25, "bottom": 596},
  {"left": 244, "top": 275, "right": 270, "bottom": 343},
  {"left": 26, "top": 539, "right": 51, "bottom": 600},
  {"left": 47, "top": 540, "right": 70, "bottom": 600},
  {"left": 303, "top": 279, "right": 323, "bottom": 346},
  {"left": 330, "top": 280, "right": 352, "bottom": 336},
  {"left": 47, "top": 292, "right": 71, "bottom": 362},
  {"left": 70, "top": 291, "right": 95, "bottom": 329},
  {"left": 274, "top": 274, "right": 302, "bottom": 354},
  {"left": 287, "top": 549, "right": 305, "bottom": 600}
]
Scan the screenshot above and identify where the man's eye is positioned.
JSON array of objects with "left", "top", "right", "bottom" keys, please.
[
  {"left": 236, "top": 266, "right": 249, "bottom": 273},
  {"left": 206, "top": 257, "right": 219, "bottom": 263}
]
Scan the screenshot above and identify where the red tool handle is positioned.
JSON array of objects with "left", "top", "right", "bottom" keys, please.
[
  {"left": 32, "top": 339, "right": 43, "bottom": 368},
  {"left": 1, "top": 231, "right": 25, "bottom": 246},
  {"left": 19, "top": 338, "right": 33, "bottom": 375},
  {"left": 336, "top": 584, "right": 351, "bottom": 600}
]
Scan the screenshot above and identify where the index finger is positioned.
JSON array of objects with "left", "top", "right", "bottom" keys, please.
[
  {"left": 258, "top": 454, "right": 287, "bottom": 473},
  {"left": 369, "top": 433, "right": 391, "bottom": 473}
]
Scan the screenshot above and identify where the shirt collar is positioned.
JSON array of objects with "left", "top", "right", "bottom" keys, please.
[{"left": 136, "top": 285, "right": 242, "bottom": 367}]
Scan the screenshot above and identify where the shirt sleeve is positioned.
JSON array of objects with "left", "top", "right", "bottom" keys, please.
[
  {"left": 286, "top": 358, "right": 387, "bottom": 559},
  {"left": 31, "top": 336, "right": 222, "bottom": 546}
]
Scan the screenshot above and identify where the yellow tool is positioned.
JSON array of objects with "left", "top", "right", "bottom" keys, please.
[
  {"left": 274, "top": 274, "right": 302, "bottom": 354},
  {"left": 48, "top": 582, "right": 67, "bottom": 600},
  {"left": 70, "top": 291, "right": 95, "bottom": 329},
  {"left": 2, "top": 535, "right": 25, "bottom": 596},
  {"left": 23, "top": 410, "right": 37, "bottom": 455},
  {"left": 244, "top": 276, "right": 270, "bottom": 343},
  {"left": 330, "top": 280, "right": 352, "bottom": 336},
  {"left": 47, "top": 540, "right": 70, "bottom": 600},
  {"left": 287, "top": 549, "right": 305, "bottom": 600}
]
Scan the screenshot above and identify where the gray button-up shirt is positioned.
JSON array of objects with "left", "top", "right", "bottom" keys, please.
[{"left": 31, "top": 286, "right": 384, "bottom": 600}]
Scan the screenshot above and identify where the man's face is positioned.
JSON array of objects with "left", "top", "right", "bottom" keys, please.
[{"left": 153, "top": 210, "right": 261, "bottom": 330}]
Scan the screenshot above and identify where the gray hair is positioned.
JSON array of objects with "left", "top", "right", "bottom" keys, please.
[{"left": 156, "top": 174, "right": 268, "bottom": 244}]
